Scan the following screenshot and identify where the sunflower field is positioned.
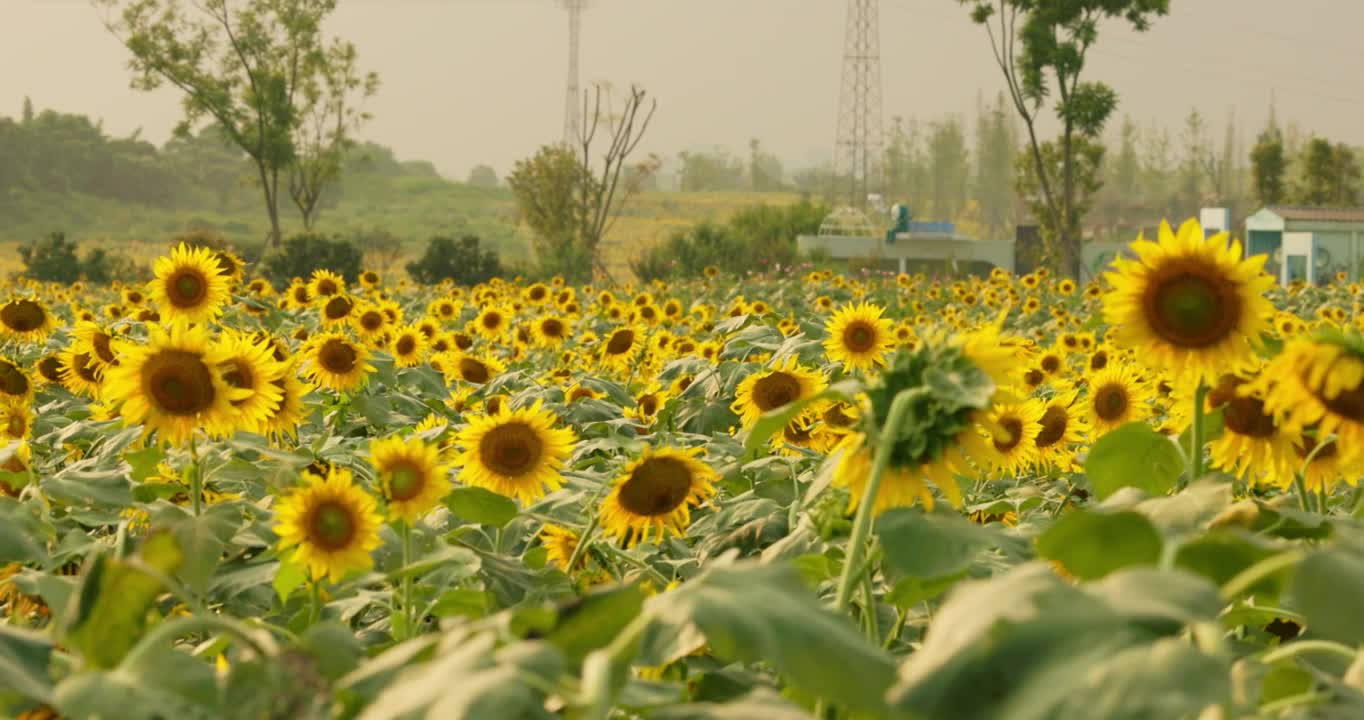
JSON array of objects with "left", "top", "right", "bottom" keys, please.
[{"left": 5, "top": 219, "right": 1364, "bottom": 719}]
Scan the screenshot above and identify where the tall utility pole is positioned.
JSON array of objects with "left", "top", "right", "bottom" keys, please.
[
  {"left": 562, "top": 0, "right": 585, "bottom": 145},
  {"left": 833, "top": 0, "right": 884, "bottom": 208}
]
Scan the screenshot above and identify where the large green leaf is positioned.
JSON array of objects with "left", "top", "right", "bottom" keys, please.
[
  {"left": 65, "top": 532, "right": 184, "bottom": 669},
  {"left": 445, "top": 486, "right": 519, "bottom": 528},
  {"left": 0, "top": 625, "right": 54, "bottom": 705},
  {"left": 1036, "top": 510, "right": 1162, "bottom": 581},
  {"left": 1084, "top": 423, "right": 1184, "bottom": 500},
  {"left": 646, "top": 689, "right": 814, "bottom": 720},
  {"left": 876, "top": 508, "right": 1006, "bottom": 579},
  {"left": 544, "top": 583, "right": 646, "bottom": 667},
  {"left": 152, "top": 504, "right": 239, "bottom": 594},
  {"left": 1046, "top": 637, "right": 1228, "bottom": 720},
  {"left": 1292, "top": 550, "right": 1364, "bottom": 645},
  {"left": 648, "top": 561, "right": 897, "bottom": 714}
]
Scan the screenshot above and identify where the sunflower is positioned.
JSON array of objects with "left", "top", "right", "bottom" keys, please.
[
  {"left": 599, "top": 326, "right": 645, "bottom": 371},
  {"left": 0, "top": 399, "right": 32, "bottom": 443},
  {"left": 982, "top": 400, "right": 1046, "bottom": 476},
  {"left": 301, "top": 332, "right": 374, "bottom": 393},
  {"left": 442, "top": 352, "right": 505, "bottom": 386},
  {"left": 307, "top": 269, "right": 346, "bottom": 299},
  {"left": 215, "top": 329, "right": 287, "bottom": 434},
  {"left": 599, "top": 446, "right": 716, "bottom": 546},
  {"left": 58, "top": 350, "right": 102, "bottom": 398},
  {"left": 101, "top": 324, "right": 247, "bottom": 446},
  {"left": 260, "top": 367, "right": 312, "bottom": 441},
  {"left": 1103, "top": 219, "right": 1275, "bottom": 384},
  {"left": 359, "top": 270, "right": 382, "bottom": 291},
  {"left": 1292, "top": 436, "right": 1358, "bottom": 493},
  {"left": 524, "top": 283, "right": 551, "bottom": 305},
  {"left": 832, "top": 432, "right": 962, "bottom": 514},
  {"left": 623, "top": 385, "right": 669, "bottom": 425},
  {"left": 0, "top": 357, "right": 33, "bottom": 403},
  {"left": 472, "top": 305, "right": 510, "bottom": 340},
  {"left": 731, "top": 356, "right": 827, "bottom": 428},
  {"left": 274, "top": 466, "right": 383, "bottom": 583},
  {"left": 0, "top": 298, "right": 56, "bottom": 343},
  {"left": 370, "top": 434, "right": 451, "bottom": 524},
  {"left": 1086, "top": 361, "right": 1154, "bottom": 435},
  {"left": 1205, "top": 372, "right": 1296, "bottom": 485},
  {"left": 34, "top": 354, "right": 64, "bottom": 386},
  {"left": 452, "top": 400, "right": 576, "bottom": 504},
  {"left": 72, "top": 321, "right": 119, "bottom": 371},
  {"left": 532, "top": 315, "right": 573, "bottom": 348},
  {"left": 318, "top": 294, "right": 357, "bottom": 327},
  {"left": 389, "top": 325, "right": 429, "bottom": 369},
  {"left": 823, "top": 302, "right": 895, "bottom": 372},
  {"left": 1034, "top": 389, "right": 1089, "bottom": 471},
  {"left": 352, "top": 303, "right": 389, "bottom": 341},
  {"left": 148, "top": 243, "right": 232, "bottom": 325},
  {"left": 1253, "top": 335, "right": 1364, "bottom": 464},
  {"left": 539, "top": 524, "right": 583, "bottom": 572}
]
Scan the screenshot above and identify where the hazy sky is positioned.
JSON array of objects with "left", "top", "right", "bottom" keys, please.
[{"left": 4, "top": 0, "right": 1363, "bottom": 179}]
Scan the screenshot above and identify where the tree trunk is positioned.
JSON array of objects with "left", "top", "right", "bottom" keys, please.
[{"left": 260, "top": 165, "right": 282, "bottom": 248}]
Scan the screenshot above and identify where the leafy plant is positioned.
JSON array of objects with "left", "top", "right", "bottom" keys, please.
[
  {"left": 260, "top": 231, "right": 363, "bottom": 285},
  {"left": 404, "top": 235, "right": 503, "bottom": 286}
]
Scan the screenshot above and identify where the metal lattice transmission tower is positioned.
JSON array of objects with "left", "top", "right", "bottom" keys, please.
[
  {"left": 562, "top": 0, "right": 586, "bottom": 145},
  {"left": 833, "top": 0, "right": 884, "bottom": 208}
]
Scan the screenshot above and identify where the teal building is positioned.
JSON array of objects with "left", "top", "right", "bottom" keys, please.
[{"left": 1243, "top": 206, "right": 1364, "bottom": 285}]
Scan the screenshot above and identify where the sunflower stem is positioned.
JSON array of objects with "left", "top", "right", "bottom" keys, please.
[
  {"left": 1293, "top": 474, "right": 1312, "bottom": 513},
  {"left": 1188, "top": 383, "right": 1208, "bottom": 485},
  {"left": 308, "top": 580, "right": 322, "bottom": 626},
  {"left": 835, "top": 389, "right": 915, "bottom": 614},
  {"left": 400, "top": 522, "right": 415, "bottom": 640},
  {"left": 565, "top": 513, "right": 601, "bottom": 581},
  {"left": 188, "top": 433, "right": 202, "bottom": 517}
]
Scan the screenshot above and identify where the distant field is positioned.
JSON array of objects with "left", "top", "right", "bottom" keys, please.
[{"left": 0, "top": 182, "right": 804, "bottom": 280}]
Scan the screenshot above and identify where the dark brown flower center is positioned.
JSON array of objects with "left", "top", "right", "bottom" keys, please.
[
  {"left": 481, "top": 312, "right": 503, "bottom": 331},
  {"left": 1089, "top": 351, "right": 1108, "bottom": 372},
  {"left": 6, "top": 413, "right": 26, "bottom": 438},
  {"left": 395, "top": 335, "right": 417, "bottom": 356},
  {"left": 617, "top": 457, "right": 693, "bottom": 516},
  {"left": 1093, "top": 383, "right": 1130, "bottom": 422},
  {"left": 70, "top": 353, "right": 100, "bottom": 383},
  {"left": 143, "top": 350, "right": 215, "bottom": 416},
  {"left": 37, "top": 356, "right": 63, "bottom": 383},
  {"left": 638, "top": 394, "right": 660, "bottom": 416},
  {"left": 1035, "top": 405, "right": 1069, "bottom": 447},
  {"left": 0, "top": 362, "right": 30, "bottom": 397},
  {"left": 315, "top": 278, "right": 339, "bottom": 297},
  {"left": 91, "top": 331, "right": 115, "bottom": 365},
  {"left": 1141, "top": 260, "right": 1241, "bottom": 348},
  {"left": 541, "top": 319, "right": 564, "bottom": 338},
  {"left": 359, "top": 311, "right": 384, "bottom": 332},
  {"left": 307, "top": 501, "right": 356, "bottom": 550},
  {"left": 993, "top": 417, "right": 1024, "bottom": 452},
  {"left": 459, "top": 358, "right": 490, "bottom": 384},
  {"left": 319, "top": 340, "right": 357, "bottom": 374},
  {"left": 386, "top": 461, "right": 425, "bottom": 501},
  {"left": 479, "top": 422, "right": 543, "bottom": 476},
  {"left": 1041, "top": 355, "right": 1061, "bottom": 373},
  {"left": 606, "top": 330, "right": 635, "bottom": 355},
  {"left": 842, "top": 321, "right": 877, "bottom": 353},
  {"left": 167, "top": 269, "right": 208, "bottom": 308},
  {"left": 323, "top": 296, "right": 353, "bottom": 320},
  {"left": 752, "top": 371, "right": 801, "bottom": 412},
  {"left": 1, "top": 300, "right": 45, "bottom": 332}
]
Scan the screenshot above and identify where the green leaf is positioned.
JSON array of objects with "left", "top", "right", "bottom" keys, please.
[
  {"left": 1293, "top": 550, "right": 1364, "bottom": 645},
  {"left": 430, "top": 588, "right": 492, "bottom": 619},
  {"left": 544, "top": 583, "right": 646, "bottom": 667},
  {"left": 0, "top": 508, "right": 46, "bottom": 565},
  {"left": 273, "top": 556, "right": 307, "bottom": 603},
  {"left": 886, "top": 572, "right": 967, "bottom": 610},
  {"left": 876, "top": 508, "right": 1005, "bottom": 579},
  {"left": 301, "top": 621, "right": 363, "bottom": 682},
  {"left": 445, "top": 486, "right": 519, "bottom": 528},
  {"left": 151, "top": 504, "right": 238, "bottom": 594},
  {"left": 65, "top": 532, "right": 183, "bottom": 669},
  {"left": 1084, "top": 423, "right": 1184, "bottom": 500},
  {"left": 123, "top": 446, "right": 165, "bottom": 484},
  {"left": 1134, "top": 478, "right": 1233, "bottom": 533},
  {"left": 0, "top": 625, "right": 54, "bottom": 705},
  {"left": 646, "top": 689, "right": 813, "bottom": 720},
  {"left": 1175, "top": 530, "right": 1284, "bottom": 601},
  {"left": 1036, "top": 510, "right": 1162, "bottom": 581},
  {"left": 1045, "top": 637, "right": 1229, "bottom": 720},
  {"left": 648, "top": 561, "right": 897, "bottom": 714}
]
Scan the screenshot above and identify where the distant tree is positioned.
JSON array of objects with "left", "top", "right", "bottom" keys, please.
[
  {"left": 973, "top": 94, "right": 1018, "bottom": 240},
  {"left": 1251, "top": 130, "right": 1287, "bottom": 206},
  {"left": 467, "top": 164, "right": 499, "bottom": 189},
  {"left": 678, "top": 148, "right": 746, "bottom": 192},
  {"left": 406, "top": 235, "right": 502, "bottom": 285},
  {"left": 1015, "top": 137, "right": 1104, "bottom": 269},
  {"left": 956, "top": 0, "right": 1170, "bottom": 276},
  {"left": 928, "top": 116, "right": 970, "bottom": 221},
  {"left": 97, "top": 0, "right": 361, "bottom": 247},
  {"left": 748, "top": 138, "right": 785, "bottom": 192},
  {"left": 509, "top": 83, "right": 656, "bottom": 281},
  {"left": 288, "top": 39, "right": 378, "bottom": 229},
  {"left": 1293, "top": 138, "right": 1360, "bottom": 208},
  {"left": 20, "top": 97, "right": 34, "bottom": 125}
]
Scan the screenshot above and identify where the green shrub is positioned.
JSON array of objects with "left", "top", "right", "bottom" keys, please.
[
  {"left": 261, "top": 232, "right": 364, "bottom": 285},
  {"left": 17, "top": 232, "right": 132, "bottom": 283},
  {"left": 406, "top": 235, "right": 503, "bottom": 286},
  {"left": 630, "top": 200, "right": 828, "bottom": 280}
]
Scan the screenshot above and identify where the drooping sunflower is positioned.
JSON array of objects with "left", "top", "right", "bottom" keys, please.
[
  {"left": 389, "top": 325, "right": 429, "bottom": 369},
  {"left": 832, "top": 432, "right": 962, "bottom": 514},
  {"left": 71, "top": 321, "right": 119, "bottom": 372},
  {"left": 1205, "top": 371, "right": 1296, "bottom": 485},
  {"left": 982, "top": 399, "right": 1046, "bottom": 476},
  {"left": 442, "top": 352, "right": 506, "bottom": 386},
  {"left": 1252, "top": 334, "right": 1364, "bottom": 464},
  {"left": 599, "top": 326, "right": 645, "bottom": 371},
  {"left": 0, "top": 298, "right": 56, "bottom": 343},
  {"left": 539, "top": 524, "right": 583, "bottom": 572},
  {"left": 318, "top": 294, "right": 357, "bottom": 327},
  {"left": 58, "top": 350, "right": 102, "bottom": 398},
  {"left": 452, "top": 400, "right": 576, "bottom": 504},
  {"left": 147, "top": 243, "right": 232, "bottom": 325},
  {"left": 823, "top": 302, "right": 895, "bottom": 372},
  {"left": 598, "top": 446, "right": 716, "bottom": 546},
  {"left": 215, "top": 329, "right": 287, "bottom": 434},
  {"left": 1292, "top": 436, "right": 1358, "bottom": 493},
  {"left": 1103, "top": 219, "right": 1275, "bottom": 384},
  {"left": 0, "top": 357, "right": 33, "bottom": 403},
  {"left": 1085, "top": 361, "right": 1154, "bottom": 435},
  {"left": 301, "top": 332, "right": 374, "bottom": 393},
  {"left": 274, "top": 465, "right": 383, "bottom": 583},
  {"left": 259, "top": 366, "right": 312, "bottom": 441},
  {"left": 731, "top": 356, "right": 827, "bottom": 428},
  {"left": 34, "top": 354, "right": 64, "bottom": 387},
  {"left": 370, "top": 434, "right": 451, "bottom": 524},
  {"left": 101, "top": 324, "right": 247, "bottom": 446}
]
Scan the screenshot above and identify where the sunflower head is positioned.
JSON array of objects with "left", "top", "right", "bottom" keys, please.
[
  {"left": 149, "top": 243, "right": 232, "bottom": 325},
  {"left": 274, "top": 466, "right": 383, "bottom": 583},
  {"left": 302, "top": 332, "right": 374, "bottom": 393},
  {"left": 0, "top": 298, "right": 56, "bottom": 343},
  {"left": 452, "top": 400, "right": 576, "bottom": 504},
  {"left": 731, "top": 356, "right": 827, "bottom": 428},
  {"left": 371, "top": 435, "right": 451, "bottom": 523},
  {"left": 824, "top": 302, "right": 895, "bottom": 372},
  {"left": 1103, "top": 219, "right": 1276, "bottom": 384},
  {"left": 599, "top": 446, "right": 716, "bottom": 546}
]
